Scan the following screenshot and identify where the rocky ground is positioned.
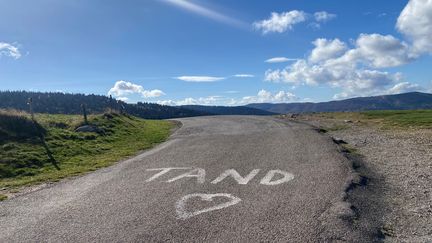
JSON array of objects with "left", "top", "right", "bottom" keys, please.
[{"left": 283, "top": 114, "right": 432, "bottom": 242}]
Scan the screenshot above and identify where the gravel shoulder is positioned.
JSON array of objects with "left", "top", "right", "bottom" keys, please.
[{"left": 283, "top": 114, "right": 432, "bottom": 242}]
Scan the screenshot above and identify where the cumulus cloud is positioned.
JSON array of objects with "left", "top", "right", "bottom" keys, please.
[
  {"left": 314, "top": 11, "right": 337, "bottom": 22},
  {"left": 397, "top": 0, "right": 432, "bottom": 54},
  {"left": 0, "top": 42, "right": 21, "bottom": 59},
  {"left": 253, "top": 10, "right": 307, "bottom": 34},
  {"left": 353, "top": 34, "right": 414, "bottom": 68},
  {"left": 309, "top": 38, "right": 347, "bottom": 63},
  {"left": 157, "top": 96, "right": 223, "bottom": 106},
  {"left": 254, "top": 10, "right": 336, "bottom": 34},
  {"left": 157, "top": 90, "right": 298, "bottom": 106},
  {"left": 176, "top": 76, "right": 225, "bottom": 82},
  {"left": 240, "top": 90, "right": 298, "bottom": 104},
  {"left": 261, "top": 0, "right": 432, "bottom": 99},
  {"left": 265, "top": 57, "right": 298, "bottom": 63},
  {"left": 264, "top": 9, "right": 432, "bottom": 100},
  {"left": 233, "top": 74, "right": 254, "bottom": 78},
  {"left": 264, "top": 34, "right": 420, "bottom": 98},
  {"left": 108, "top": 80, "right": 165, "bottom": 99}
]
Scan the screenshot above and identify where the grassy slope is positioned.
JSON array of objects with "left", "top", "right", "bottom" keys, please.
[
  {"left": 0, "top": 111, "right": 173, "bottom": 189},
  {"left": 316, "top": 110, "right": 432, "bottom": 129}
]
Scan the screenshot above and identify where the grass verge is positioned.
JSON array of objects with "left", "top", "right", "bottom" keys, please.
[
  {"left": 316, "top": 110, "right": 432, "bottom": 129},
  {"left": 0, "top": 110, "right": 173, "bottom": 189}
]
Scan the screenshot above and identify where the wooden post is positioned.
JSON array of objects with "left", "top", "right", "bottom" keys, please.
[
  {"left": 109, "top": 95, "right": 113, "bottom": 113},
  {"left": 81, "top": 103, "right": 88, "bottom": 125},
  {"left": 27, "top": 97, "right": 35, "bottom": 121}
]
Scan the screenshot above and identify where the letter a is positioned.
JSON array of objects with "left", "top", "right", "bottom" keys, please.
[
  {"left": 167, "top": 168, "right": 206, "bottom": 184},
  {"left": 260, "top": 170, "right": 294, "bottom": 185},
  {"left": 211, "top": 169, "right": 260, "bottom": 185}
]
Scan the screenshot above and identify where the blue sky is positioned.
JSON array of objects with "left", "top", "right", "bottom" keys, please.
[{"left": 1, "top": 0, "right": 431, "bottom": 105}]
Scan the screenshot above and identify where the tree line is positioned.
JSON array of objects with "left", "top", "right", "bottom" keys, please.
[{"left": 0, "top": 91, "right": 208, "bottom": 119}]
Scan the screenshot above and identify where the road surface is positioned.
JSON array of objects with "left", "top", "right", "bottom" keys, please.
[{"left": 0, "top": 116, "right": 361, "bottom": 242}]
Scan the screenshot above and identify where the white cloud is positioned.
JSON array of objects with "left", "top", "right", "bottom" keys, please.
[
  {"left": 353, "top": 34, "right": 414, "bottom": 68},
  {"left": 117, "top": 97, "right": 129, "bottom": 102},
  {"left": 253, "top": 10, "right": 307, "bottom": 34},
  {"left": 261, "top": 0, "right": 432, "bottom": 99},
  {"left": 314, "top": 11, "right": 337, "bottom": 22},
  {"left": 397, "top": 0, "right": 432, "bottom": 54},
  {"left": 164, "top": 0, "right": 247, "bottom": 29},
  {"left": 239, "top": 90, "right": 298, "bottom": 105},
  {"left": 309, "top": 38, "right": 347, "bottom": 63},
  {"left": 108, "top": 80, "right": 165, "bottom": 99},
  {"left": 265, "top": 57, "right": 298, "bottom": 63},
  {"left": 157, "top": 96, "right": 223, "bottom": 106},
  {"left": 157, "top": 90, "right": 298, "bottom": 106},
  {"left": 157, "top": 100, "right": 177, "bottom": 106},
  {"left": 264, "top": 35, "right": 411, "bottom": 98},
  {"left": 233, "top": 74, "right": 254, "bottom": 78},
  {"left": 265, "top": 23, "right": 429, "bottom": 99},
  {"left": 0, "top": 42, "right": 21, "bottom": 59},
  {"left": 176, "top": 76, "right": 225, "bottom": 82},
  {"left": 141, "top": 89, "right": 165, "bottom": 98},
  {"left": 308, "top": 35, "right": 413, "bottom": 68},
  {"left": 386, "top": 82, "right": 422, "bottom": 94},
  {"left": 254, "top": 10, "right": 336, "bottom": 34}
]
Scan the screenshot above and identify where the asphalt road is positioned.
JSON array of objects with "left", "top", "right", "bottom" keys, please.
[{"left": 0, "top": 116, "right": 357, "bottom": 242}]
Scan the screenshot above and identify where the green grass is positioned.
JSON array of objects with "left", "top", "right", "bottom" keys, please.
[
  {"left": 316, "top": 110, "right": 432, "bottom": 129},
  {"left": 360, "top": 110, "right": 432, "bottom": 128},
  {"left": 0, "top": 111, "right": 173, "bottom": 189},
  {"left": 0, "top": 194, "right": 7, "bottom": 201}
]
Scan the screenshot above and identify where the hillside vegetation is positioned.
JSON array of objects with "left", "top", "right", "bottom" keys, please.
[{"left": 0, "top": 110, "right": 173, "bottom": 189}]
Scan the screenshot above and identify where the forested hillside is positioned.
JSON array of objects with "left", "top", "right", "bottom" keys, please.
[{"left": 0, "top": 91, "right": 209, "bottom": 119}]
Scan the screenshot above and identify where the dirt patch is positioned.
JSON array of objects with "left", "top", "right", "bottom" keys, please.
[{"left": 282, "top": 114, "right": 432, "bottom": 242}]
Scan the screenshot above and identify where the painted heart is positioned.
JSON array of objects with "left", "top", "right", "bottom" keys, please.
[{"left": 175, "top": 193, "right": 242, "bottom": 220}]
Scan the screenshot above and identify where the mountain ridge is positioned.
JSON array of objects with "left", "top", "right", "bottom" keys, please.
[
  {"left": 178, "top": 105, "right": 276, "bottom": 116},
  {"left": 246, "top": 92, "right": 432, "bottom": 114}
]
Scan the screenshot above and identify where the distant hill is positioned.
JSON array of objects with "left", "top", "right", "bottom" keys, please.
[
  {"left": 246, "top": 92, "right": 432, "bottom": 114},
  {"left": 3, "top": 91, "right": 428, "bottom": 119},
  {"left": 0, "top": 91, "right": 209, "bottom": 119},
  {"left": 179, "top": 105, "right": 276, "bottom": 116}
]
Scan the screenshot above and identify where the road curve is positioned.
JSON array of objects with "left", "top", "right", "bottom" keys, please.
[{"left": 0, "top": 116, "right": 356, "bottom": 242}]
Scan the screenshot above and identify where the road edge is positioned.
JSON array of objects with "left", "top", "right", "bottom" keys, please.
[
  {"left": 301, "top": 121, "right": 386, "bottom": 242},
  {"left": 0, "top": 120, "right": 184, "bottom": 201}
]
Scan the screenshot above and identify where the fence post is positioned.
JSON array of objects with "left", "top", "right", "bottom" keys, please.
[
  {"left": 109, "top": 95, "right": 113, "bottom": 113},
  {"left": 27, "top": 97, "right": 35, "bottom": 121},
  {"left": 81, "top": 103, "right": 88, "bottom": 125}
]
